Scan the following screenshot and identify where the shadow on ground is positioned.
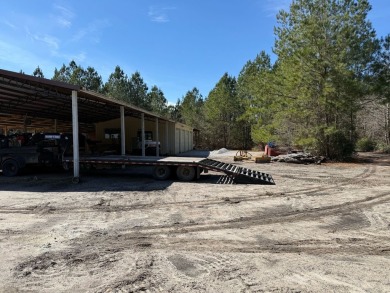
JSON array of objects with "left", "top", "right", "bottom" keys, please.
[{"left": 0, "top": 165, "right": 227, "bottom": 193}]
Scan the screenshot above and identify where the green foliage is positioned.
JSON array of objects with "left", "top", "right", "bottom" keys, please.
[
  {"left": 323, "top": 130, "right": 355, "bottom": 160},
  {"left": 103, "top": 68, "right": 170, "bottom": 115},
  {"left": 237, "top": 51, "right": 275, "bottom": 147},
  {"left": 148, "top": 85, "right": 168, "bottom": 116},
  {"left": 175, "top": 88, "right": 206, "bottom": 147},
  {"left": 204, "top": 73, "right": 243, "bottom": 148},
  {"left": 251, "top": 124, "right": 277, "bottom": 145},
  {"left": 167, "top": 99, "right": 182, "bottom": 121},
  {"left": 83, "top": 67, "right": 103, "bottom": 92},
  {"left": 372, "top": 34, "right": 390, "bottom": 103},
  {"left": 53, "top": 60, "right": 103, "bottom": 92},
  {"left": 375, "top": 143, "right": 390, "bottom": 154},
  {"left": 267, "top": 0, "right": 378, "bottom": 159},
  {"left": 356, "top": 137, "right": 376, "bottom": 152},
  {"left": 129, "top": 71, "right": 149, "bottom": 109},
  {"left": 180, "top": 88, "right": 204, "bottom": 128},
  {"left": 102, "top": 66, "right": 131, "bottom": 102},
  {"left": 33, "top": 66, "right": 44, "bottom": 78}
]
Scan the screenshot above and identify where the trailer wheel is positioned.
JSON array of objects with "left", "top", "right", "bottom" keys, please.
[
  {"left": 153, "top": 165, "right": 171, "bottom": 180},
  {"left": 176, "top": 166, "right": 195, "bottom": 181},
  {"left": 2, "top": 159, "right": 19, "bottom": 177}
]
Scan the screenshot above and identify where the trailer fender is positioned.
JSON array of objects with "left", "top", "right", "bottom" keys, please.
[{"left": 196, "top": 166, "right": 202, "bottom": 179}]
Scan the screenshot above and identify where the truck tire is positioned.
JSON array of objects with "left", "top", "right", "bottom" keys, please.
[
  {"left": 176, "top": 166, "right": 195, "bottom": 181},
  {"left": 2, "top": 159, "right": 19, "bottom": 177},
  {"left": 153, "top": 165, "right": 171, "bottom": 180}
]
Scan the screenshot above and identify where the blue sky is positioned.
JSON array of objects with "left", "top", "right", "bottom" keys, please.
[{"left": 0, "top": 0, "right": 389, "bottom": 104}]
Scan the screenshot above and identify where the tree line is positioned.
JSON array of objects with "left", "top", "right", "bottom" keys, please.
[
  {"left": 30, "top": 0, "right": 389, "bottom": 159},
  {"left": 33, "top": 62, "right": 170, "bottom": 117}
]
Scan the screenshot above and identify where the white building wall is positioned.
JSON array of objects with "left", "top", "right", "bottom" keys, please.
[
  {"left": 94, "top": 118, "right": 193, "bottom": 156},
  {"left": 174, "top": 122, "right": 193, "bottom": 154}
]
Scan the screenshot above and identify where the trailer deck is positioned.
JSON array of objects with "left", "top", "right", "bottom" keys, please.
[{"left": 63, "top": 155, "right": 275, "bottom": 185}]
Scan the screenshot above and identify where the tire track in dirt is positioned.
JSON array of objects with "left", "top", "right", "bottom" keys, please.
[
  {"left": 15, "top": 230, "right": 388, "bottom": 279},
  {"left": 0, "top": 165, "right": 386, "bottom": 242},
  {"left": 278, "top": 164, "right": 377, "bottom": 197},
  {"left": 0, "top": 164, "right": 379, "bottom": 215},
  {"left": 10, "top": 193, "right": 390, "bottom": 290},
  {"left": 12, "top": 230, "right": 390, "bottom": 290},
  {"left": 133, "top": 236, "right": 390, "bottom": 256},
  {"left": 0, "top": 164, "right": 386, "bottom": 244},
  {"left": 115, "top": 190, "right": 390, "bottom": 236},
  {"left": 95, "top": 225, "right": 390, "bottom": 256}
]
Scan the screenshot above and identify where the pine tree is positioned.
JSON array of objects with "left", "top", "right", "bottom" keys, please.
[
  {"left": 103, "top": 66, "right": 131, "bottom": 103},
  {"left": 273, "top": 0, "right": 378, "bottom": 158},
  {"left": 204, "top": 73, "right": 238, "bottom": 148}
]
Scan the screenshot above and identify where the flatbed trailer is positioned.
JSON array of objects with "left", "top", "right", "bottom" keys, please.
[{"left": 62, "top": 155, "right": 275, "bottom": 185}]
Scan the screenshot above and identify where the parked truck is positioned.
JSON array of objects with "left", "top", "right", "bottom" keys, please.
[
  {"left": 0, "top": 133, "right": 69, "bottom": 176},
  {"left": 132, "top": 130, "right": 160, "bottom": 156}
]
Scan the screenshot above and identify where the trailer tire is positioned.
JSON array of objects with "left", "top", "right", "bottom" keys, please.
[
  {"left": 153, "top": 165, "right": 171, "bottom": 180},
  {"left": 2, "top": 159, "right": 19, "bottom": 177},
  {"left": 176, "top": 166, "right": 195, "bottom": 181}
]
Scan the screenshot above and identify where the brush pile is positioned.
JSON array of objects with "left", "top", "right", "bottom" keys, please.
[{"left": 271, "top": 152, "right": 326, "bottom": 164}]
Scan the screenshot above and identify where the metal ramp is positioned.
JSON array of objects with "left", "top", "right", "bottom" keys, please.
[{"left": 198, "top": 159, "right": 275, "bottom": 185}]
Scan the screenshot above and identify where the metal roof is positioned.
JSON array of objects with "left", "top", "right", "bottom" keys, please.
[{"left": 0, "top": 69, "right": 172, "bottom": 126}]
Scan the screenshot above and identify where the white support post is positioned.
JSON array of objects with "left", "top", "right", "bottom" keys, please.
[
  {"left": 71, "top": 91, "right": 80, "bottom": 181},
  {"left": 141, "top": 113, "right": 145, "bottom": 157},
  {"left": 165, "top": 122, "right": 169, "bottom": 155},
  {"left": 120, "top": 106, "right": 125, "bottom": 156},
  {"left": 155, "top": 117, "right": 159, "bottom": 157}
]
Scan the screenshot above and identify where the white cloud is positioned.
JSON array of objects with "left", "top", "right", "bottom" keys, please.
[
  {"left": 71, "top": 52, "right": 87, "bottom": 63},
  {"left": 53, "top": 4, "right": 74, "bottom": 28},
  {"left": 0, "top": 41, "right": 30, "bottom": 65},
  {"left": 72, "top": 19, "right": 110, "bottom": 43},
  {"left": 148, "top": 6, "right": 176, "bottom": 23},
  {"left": 26, "top": 28, "right": 59, "bottom": 51},
  {"left": 51, "top": 50, "right": 87, "bottom": 64},
  {"left": 57, "top": 18, "right": 72, "bottom": 28},
  {"left": 0, "top": 40, "right": 56, "bottom": 74},
  {"left": 2, "top": 20, "right": 17, "bottom": 30}
]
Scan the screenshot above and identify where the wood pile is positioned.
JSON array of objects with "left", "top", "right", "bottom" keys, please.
[{"left": 271, "top": 152, "right": 326, "bottom": 164}]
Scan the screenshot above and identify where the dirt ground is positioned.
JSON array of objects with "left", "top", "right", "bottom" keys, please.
[{"left": 0, "top": 151, "right": 389, "bottom": 293}]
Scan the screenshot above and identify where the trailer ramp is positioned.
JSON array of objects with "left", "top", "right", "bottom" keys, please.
[{"left": 198, "top": 159, "right": 275, "bottom": 185}]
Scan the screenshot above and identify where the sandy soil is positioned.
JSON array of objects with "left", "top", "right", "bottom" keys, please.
[{"left": 0, "top": 151, "right": 389, "bottom": 292}]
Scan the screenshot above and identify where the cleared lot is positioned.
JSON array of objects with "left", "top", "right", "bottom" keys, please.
[{"left": 0, "top": 152, "right": 389, "bottom": 292}]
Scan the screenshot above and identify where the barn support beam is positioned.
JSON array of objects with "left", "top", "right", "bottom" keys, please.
[
  {"left": 165, "top": 122, "right": 169, "bottom": 155},
  {"left": 120, "top": 106, "right": 125, "bottom": 156},
  {"left": 141, "top": 113, "right": 145, "bottom": 157},
  {"left": 71, "top": 90, "right": 80, "bottom": 181},
  {"left": 155, "top": 117, "right": 159, "bottom": 157}
]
